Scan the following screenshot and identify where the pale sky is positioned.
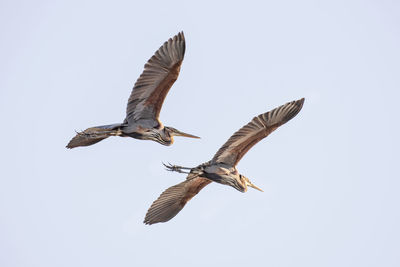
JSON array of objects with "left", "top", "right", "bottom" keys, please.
[{"left": 1, "top": 0, "right": 399, "bottom": 266}]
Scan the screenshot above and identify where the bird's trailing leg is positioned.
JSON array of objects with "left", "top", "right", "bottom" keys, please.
[
  {"left": 76, "top": 128, "right": 121, "bottom": 138},
  {"left": 163, "top": 162, "right": 192, "bottom": 174}
]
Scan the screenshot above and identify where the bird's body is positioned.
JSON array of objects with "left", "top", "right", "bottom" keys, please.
[
  {"left": 66, "top": 32, "right": 199, "bottom": 149},
  {"left": 167, "top": 161, "right": 255, "bottom": 192},
  {"left": 144, "top": 98, "right": 305, "bottom": 225}
]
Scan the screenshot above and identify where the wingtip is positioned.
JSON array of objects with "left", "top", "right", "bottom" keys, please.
[
  {"left": 65, "top": 141, "right": 74, "bottom": 149},
  {"left": 297, "top": 97, "right": 305, "bottom": 107},
  {"left": 143, "top": 217, "right": 159, "bottom": 225},
  {"left": 174, "top": 31, "right": 185, "bottom": 41}
]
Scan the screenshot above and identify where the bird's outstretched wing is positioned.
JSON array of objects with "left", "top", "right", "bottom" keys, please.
[
  {"left": 144, "top": 177, "right": 211, "bottom": 225},
  {"left": 212, "top": 98, "right": 305, "bottom": 166},
  {"left": 125, "top": 32, "right": 185, "bottom": 126}
]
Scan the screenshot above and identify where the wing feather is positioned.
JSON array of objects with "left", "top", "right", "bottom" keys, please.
[
  {"left": 144, "top": 177, "right": 211, "bottom": 225},
  {"left": 125, "top": 32, "right": 185, "bottom": 125},
  {"left": 212, "top": 98, "right": 305, "bottom": 166}
]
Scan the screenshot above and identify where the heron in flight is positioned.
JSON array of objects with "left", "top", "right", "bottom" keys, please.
[
  {"left": 144, "top": 98, "right": 305, "bottom": 224},
  {"left": 66, "top": 32, "right": 199, "bottom": 149}
]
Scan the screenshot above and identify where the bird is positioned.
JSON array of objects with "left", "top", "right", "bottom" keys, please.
[
  {"left": 144, "top": 98, "right": 305, "bottom": 225},
  {"left": 66, "top": 32, "right": 199, "bottom": 149}
]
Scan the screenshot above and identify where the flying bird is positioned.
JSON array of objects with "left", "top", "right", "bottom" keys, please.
[
  {"left": 66, "top": 32, "right": 199, "bottom": 149},
  {"left": 144, "top": 98, "right": 305, "bottom": 225}
]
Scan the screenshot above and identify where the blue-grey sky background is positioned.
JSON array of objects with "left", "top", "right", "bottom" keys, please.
[{"left": 1, "top": 0, "right": 399, "bottom": 266}]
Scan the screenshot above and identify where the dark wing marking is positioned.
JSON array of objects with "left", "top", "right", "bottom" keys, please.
[
  {"left": 144, "top": 177, "right": 211, "bottom": 225},
  {"left": 212, "top": 98, "right": 305, "bottom": 166},
  {"left": 125, "top": 32, "right": 185, "bottom": 126}
]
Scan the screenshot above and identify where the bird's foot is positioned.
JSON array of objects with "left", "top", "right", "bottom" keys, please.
[{"left": 163, "top": 162, "right": 192, "bottom": 173}]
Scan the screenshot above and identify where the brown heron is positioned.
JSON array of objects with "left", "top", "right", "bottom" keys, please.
[
  {"left": 66, "top": 32, "right": 199, "bottom": 149},
  {"left": 144, "top": 98, "right": 305, "bottom": 224}
]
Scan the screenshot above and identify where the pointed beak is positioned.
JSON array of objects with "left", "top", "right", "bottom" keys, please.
[
  {"left": 172, "top": 130, "right": 200, "bottom": 139},
  {"left": 248, "top": 182, "right": 264, "bottom": 192}
]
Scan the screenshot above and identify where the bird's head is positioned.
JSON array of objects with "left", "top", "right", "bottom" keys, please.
[
  {"left": 162, "top": 126, "right": 200, "bottom": 145},
  {"left": 234, "top": 174, "right": 263, "bottom": 193}
]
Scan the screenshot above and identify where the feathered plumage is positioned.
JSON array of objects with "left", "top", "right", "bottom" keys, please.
[{"left": 144, "top": 98, "right": 305, "bottom": 224}]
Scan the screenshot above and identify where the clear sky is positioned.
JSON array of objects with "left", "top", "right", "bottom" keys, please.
[{"left": 1, "top": 0, "right": 399, "bottom": 266}]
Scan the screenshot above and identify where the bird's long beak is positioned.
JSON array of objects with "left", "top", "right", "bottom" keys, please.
[
  {"left": 172, "top": 129, "right": 200, "bottom": 139},
  {"left": 248, "top": 182, "right": 264, "bottom": 192}
]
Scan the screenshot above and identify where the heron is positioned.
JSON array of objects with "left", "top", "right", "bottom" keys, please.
[
  {"left": 144, "top": 98, "right": 305, "bottom": 224},
  {"left": 66, "top": 32, "right": 199, "bottom": 149}
]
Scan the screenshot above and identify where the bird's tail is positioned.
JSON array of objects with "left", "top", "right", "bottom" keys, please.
[{"left": 66, "top": 123, "right": 123, "bottom": 149}]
